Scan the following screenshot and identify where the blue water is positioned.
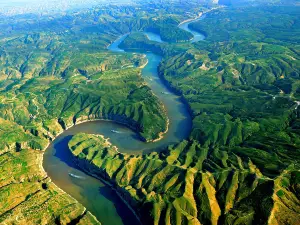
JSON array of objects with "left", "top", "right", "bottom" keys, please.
[
  {"left": 144, "top": 31, "right": 165, "bottom": 43},
  {"left": 44, "top": 14, "right": 206, "bottom": 225},
  {"left": 178, "top": 16, "right": 206, "bottom": 42}
]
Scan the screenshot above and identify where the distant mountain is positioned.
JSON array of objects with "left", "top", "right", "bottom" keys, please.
[
  {"left": 0, "top": 0, "right": 135, "bottom": 16},
  {"left": 218, "top": 0, "right": 299, "bottom": 6}
]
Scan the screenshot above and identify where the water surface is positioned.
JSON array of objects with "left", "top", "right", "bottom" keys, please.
[
  {"left": 43, "top": 123, "right": 140, "bottom": 225},
  {"left": 144, "top": 31, "right": 165, "bottom": 43},
  {"left": 178, "top": 16, "right": 206, "bottom": 42},
  {"left": 44, "top": 15, "right": 206, "bottom": 225}
]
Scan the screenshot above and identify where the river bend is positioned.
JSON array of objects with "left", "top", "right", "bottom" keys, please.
[{"left": 43, "top": 15, "right": 205, "bottom": 225}]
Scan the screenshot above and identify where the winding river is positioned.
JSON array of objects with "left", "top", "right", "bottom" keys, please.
[
  {"left": 178, "top": 15, "right": 206, "bottom": 43},
  {"left": 43, "top": 15, "right": 205, "bottom": 225}
]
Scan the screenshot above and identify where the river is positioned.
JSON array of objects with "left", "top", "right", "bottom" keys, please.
[
  {"left": 43, "top": 15, "right": 205, "bottom": 225},
  {"left": 178, "top": 15, "right": 206, "bottom": 43}
]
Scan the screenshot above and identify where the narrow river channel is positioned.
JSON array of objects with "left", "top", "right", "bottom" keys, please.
[{"left": 43, "top": 15, "right": 205, "bottom": 225}]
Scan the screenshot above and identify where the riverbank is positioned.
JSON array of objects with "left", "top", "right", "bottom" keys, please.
[
  {"left": 178, "top": 12, "right": 203, "bottom": 26},
  {"left": 70, "top": 151, "right": 144, "bottom": 225},
  {"left": 41, "top": 113, "right": 168, "bottom": 223},
  {"left": 39, "top": 143, "right": 101, "bottom": 224},
  {"left": 71, "top": 112, "right": 167, "bottom": 143},
  {"left": 41, "top": 8, "right": 207, "bottom": 225},
  {"left": 157, "top": 68, "right": 194, "bottom": 117},
  {"left": 152, "top": 118, "right": 169, "bottom": 142},
  {"left": 138, "top": 57, "right": 149, "bottom": 69},
  {"left": 178, "top": 6, "right": 224, "bottom": 26},
  {"left": 41, "top": 119, "right": 140, "bottom": 225}
]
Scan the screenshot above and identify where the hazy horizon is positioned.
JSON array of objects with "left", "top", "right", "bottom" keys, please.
[{"left": 0, "top": 0, "right": 135, "bottom": 15}]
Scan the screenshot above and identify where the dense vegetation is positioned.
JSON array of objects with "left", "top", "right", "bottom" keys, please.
[
  {"left": 146, "top": 25, "right": 193, "bottom": 43},
  {"left": 0, "top": 1, "right": 299, "bottom": 225},
  {"left": 0, "top": 2, "right": 207, "bottom": 224},
  {"left": 0, "top": 30, "right": 169, "bottom": 142},
  {"left": 71, "top": 4, "right": 300, "bottom": 225},
  {"left": 159, "top": 6, "right": 300, "bottom": 162},
  {"left": 69, "top": 133, "right": 299, "bottom": 225}
]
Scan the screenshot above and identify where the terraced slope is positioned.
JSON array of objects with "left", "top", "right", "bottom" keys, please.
[
  {"left": 120, "top": 5, "right": 300, "bottom": 171},
  {"left": 67, "top": 5, "right": 300, "bottom": 225},
  {"left": 156, "top": 7, "right": 300, "bottom": 179},
  {"left": 69, "top": 133, "right": 300, "bottom": 225},
  {"left": 0, "top": 134, "right": 100, "bottom": 225},
  {"left": 0, "top": 2, "right": 210, "bottom": 223},
  {"left": 0, "top": 32, "right": 168, "bottom": 141},
  {"left": 0, "top": 33, "right": 168, "bottom": 225},
  {"left": 0, "top": 2, "right": 299, "bottom": 225}
]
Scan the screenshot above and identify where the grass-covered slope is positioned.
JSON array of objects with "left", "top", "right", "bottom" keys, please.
[
  {"left": 0, "top": 56, "right": 168, "bottom": 223},
  {"left": 120, "top": 5, "right": 300, "bottom": 177},
  {"left": 159, "top": 44, "right": 299, "bottom": 148},
  {"left": 68, "top": 133, "right": 300, "bottom": 225},
  {"left": 0, "top": 31, "right": 168, "bottom": 141},
  {"left": 0, "top": 2, "right": 299, "bottom": 225},
  {"left": 0, "top": 53, "right": 167, "bottom": 224},
  {"left": 146, "top": 25, "right": 193, "bottom": 43},
  {"left": 189, "top": 6, "right": 300, "bottom": 43},
  {"left": 0, "top": 2, "right": 212, "bottom": 224},
  {"left": 0, "top": 4, "right": 182, "bottom": 223},
  {"left": 0, "top": 33, "right": 145, "bottom": 80},
  {"left": 156, "top": 7, "right": 300, "bottom": 177},
  {"left": 0, "top": 134, "right": 100, "bottom": 225},
  {"left": 68, "top": 4, "right": 300, "bottom": 225}
]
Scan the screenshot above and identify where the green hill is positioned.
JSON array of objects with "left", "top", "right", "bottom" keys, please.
[
  {"left": 68, "top": 133, "right": 300, "bottom": 225},
  {"left": 0, "top": 2, "right": 299, "bottom": 225}
]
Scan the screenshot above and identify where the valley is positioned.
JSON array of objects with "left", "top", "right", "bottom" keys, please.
[
  {"left": 42, "top": 22, "right": 198, "bottom": 224},
  {"left": 0, "top": 1, "right": 299, "bottom": 225}
]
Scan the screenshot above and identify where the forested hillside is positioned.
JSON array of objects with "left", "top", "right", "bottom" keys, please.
[
  {"left": 70, "top": 4, "right": 300, "bottom": 225},
  {"left": 0, "top": 1, "right": 299, "bottom": 225}
]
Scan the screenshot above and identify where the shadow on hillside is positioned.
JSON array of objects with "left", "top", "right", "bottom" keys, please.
[{"left": 99, "top": 186, "right": 141, "bottom": 225}]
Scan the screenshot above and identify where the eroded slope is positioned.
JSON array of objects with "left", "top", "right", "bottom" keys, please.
[{"left": 68, "top": 133, "right": 300, "bottom": 225}]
